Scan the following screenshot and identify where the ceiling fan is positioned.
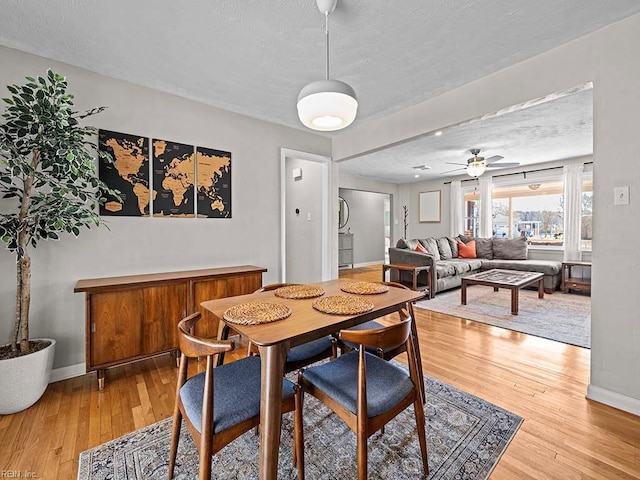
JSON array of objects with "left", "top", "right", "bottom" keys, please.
[{"left": 441, "top": 148, "right": 520, "bottom": 177}]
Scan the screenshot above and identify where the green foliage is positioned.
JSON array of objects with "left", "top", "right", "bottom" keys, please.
[
  {"left": 0, "top": 70, "right": 121, "bottom": 353},
  {"left": 0, "top": 70, "right": 119, "bottom": 258}
]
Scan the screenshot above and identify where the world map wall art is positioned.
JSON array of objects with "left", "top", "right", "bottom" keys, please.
[{"left": 98, "top": 129, "right": 231, "bottom": 218}]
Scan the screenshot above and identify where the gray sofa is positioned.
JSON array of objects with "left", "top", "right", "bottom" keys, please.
[{"left": 388, "top": 235, "right": 562, "bottom": 298}]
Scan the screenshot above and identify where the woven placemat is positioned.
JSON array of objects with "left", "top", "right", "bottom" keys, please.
[
  {"left": 340, "top": 282, "right": 389, "bottom": 295},
  {"left": 274, "top": 285, "right": 325, "bottom": 299},
  {"left": 312, "top": 295, "right": 375, "bottom": 315},
  {"left": 223, "top": 302, "right": 291, "bottom": 325}
]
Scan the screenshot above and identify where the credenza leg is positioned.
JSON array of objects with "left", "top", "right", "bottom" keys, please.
[{"left": 97, "top": 369, "right": 105, "bottom": 391}]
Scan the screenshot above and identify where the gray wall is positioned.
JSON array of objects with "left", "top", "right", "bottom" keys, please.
[
  {"left": 286, "top": 158, "right": 324, "bottom": 283},
  {"left": 334, "top": 12, "right": 640, "bottom": 412},
  {"left": 0, "top": 46, "right": 331, "bottom": 370},
  {"left": 338, "top": 189, "right": 387, "bottom": 265}
]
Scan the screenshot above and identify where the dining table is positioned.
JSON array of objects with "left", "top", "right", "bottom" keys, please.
[{"left": 200, "top": 278, "right": 425, "bottom": 480}]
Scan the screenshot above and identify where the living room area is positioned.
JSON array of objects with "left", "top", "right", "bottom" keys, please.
[{"left": 2, "top": 2, "right": 640, "bottom": 479}]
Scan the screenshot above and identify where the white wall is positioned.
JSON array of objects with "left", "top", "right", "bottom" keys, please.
[
  {"left": 334, "top": 14, "right": 640, "bottom": 412},
  {"left": 285, "top": 158, "right": 324, "bottom": 283},
  {"left": 0, "top": 46, "right": 331, "bottom": 369},
  {"left": 338, "top": 189, "right": 387, "bottom": 265}
]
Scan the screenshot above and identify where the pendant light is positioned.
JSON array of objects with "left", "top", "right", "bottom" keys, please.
[{"left": 297, "top": 0, "right": 358, "bottom": 131}]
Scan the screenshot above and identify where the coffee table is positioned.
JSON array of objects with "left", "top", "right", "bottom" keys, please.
[{"left": 461, "top": 269, "right": 544, "bottom": 315}]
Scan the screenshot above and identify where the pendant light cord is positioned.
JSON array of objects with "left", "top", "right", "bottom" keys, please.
[{"left": 325, "top": 11, "right": 330, "bottom": 80}]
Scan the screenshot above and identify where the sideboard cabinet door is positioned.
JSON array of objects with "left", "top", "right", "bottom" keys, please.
[
  {"left": 141, "top": 283, "right": 188, "bottom": 355},
  {"left": 90, "top": 290, "right": 143, "bottom": 367}
]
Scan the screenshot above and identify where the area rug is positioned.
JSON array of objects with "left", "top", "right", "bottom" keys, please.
[
  {"left": 77, "top": 372, "right": 522, "bottom": 479},
  {"left": 415, "top": 288, "right": 590, "bottom": 348}
]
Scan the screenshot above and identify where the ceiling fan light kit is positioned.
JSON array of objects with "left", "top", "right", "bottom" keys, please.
[
  {"left": 297, "top": 0, "right": 358, "bottom": 131},
  {"left": 466, "top": 161, "right": 486, "bottom": 178}
]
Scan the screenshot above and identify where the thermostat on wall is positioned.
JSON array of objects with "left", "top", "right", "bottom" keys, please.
[{"left": 292, "top": 168, "right": 303, "bottom": 180}]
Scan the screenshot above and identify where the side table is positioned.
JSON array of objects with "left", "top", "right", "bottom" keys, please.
[
  {"left": 561, "top": 261, "right": 592, "bottom": 294},
  {"left": 382, "top": 262, "right": 431, "bottom": 296}
]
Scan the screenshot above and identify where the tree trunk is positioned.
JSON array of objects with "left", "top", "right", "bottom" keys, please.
[
  {"left": 12, "top": 149, "right": 39, "bottom": 354},
  {"left": 19, "top": 256, "right": 31, "bottom": 353}
]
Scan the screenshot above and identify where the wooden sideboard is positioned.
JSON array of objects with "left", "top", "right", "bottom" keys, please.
[{"left": 74, "top": 265, "right": 266, "bottom": 389}]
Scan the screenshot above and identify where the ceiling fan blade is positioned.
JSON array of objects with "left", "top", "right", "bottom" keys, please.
[
  {"left": 445, "top": 162, "right": 468, "bottom": 166},
  {"left": 487, "top": 162, "right": 520, "bottom": 168},
  {"left": 440, "top": 167, "right": 466, "bottom": 175},
  {"left": 484, "top": 155, "right": 504, "bottom": 165}
]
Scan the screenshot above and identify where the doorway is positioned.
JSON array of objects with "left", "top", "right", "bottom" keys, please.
[
  {"left": 281, "top": 149, "right": 332, "bottom": 283},
  {"left": 338, "top": 188, "right": 392, "bottom": 268}
]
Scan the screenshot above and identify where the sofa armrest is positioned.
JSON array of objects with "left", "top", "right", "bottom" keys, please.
[{"left": 388, "top": 247, "right": 436, "bottom": 267}]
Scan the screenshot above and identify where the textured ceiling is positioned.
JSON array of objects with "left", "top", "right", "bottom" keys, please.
[
  {"left": 0, "top": 0, "right": 640, "bottom": 129},
  {"left": 0, "top": 0, "right": 639, "bottom": 135},
  {"left": 339, "top": 87, "right": 593, "bottom": 183}
]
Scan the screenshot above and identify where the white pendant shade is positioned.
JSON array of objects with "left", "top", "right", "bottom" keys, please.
[
  {"left": 297, "top": 79, "right": 358, "bottom": 131},
  {"left": 466, "top": 161, "right": 486, "bottom": 177}
]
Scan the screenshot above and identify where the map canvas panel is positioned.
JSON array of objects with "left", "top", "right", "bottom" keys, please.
[
  {"left": 152, "top": 139, "right": 195, "bottom": 218},
  {"left": 196, "top": 147, "right": 231, "bottom": 218},
  {"left": 98, "top": 129, "right": 150, "bottom": 216}
]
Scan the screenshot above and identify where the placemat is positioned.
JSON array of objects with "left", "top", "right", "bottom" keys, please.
[
  {"left": 340, "top": 281, "right": 389, "bottom": 295},
  {"left": 312, "top": 295, "right": 375, "bottom": 315},
  {"left": 223, "top": 302, "right": 291, "bottom": 325},
  {"left": 274, "top": 284, "right": 325, "bottom": 299}
]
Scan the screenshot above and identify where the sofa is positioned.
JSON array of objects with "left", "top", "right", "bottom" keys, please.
[{"left": 388, "top": 235, "right": 562, "bottom": 298}]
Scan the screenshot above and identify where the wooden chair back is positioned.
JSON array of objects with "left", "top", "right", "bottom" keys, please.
[{"left": 338, "top": 313, "right": 411, "bottom": 351}]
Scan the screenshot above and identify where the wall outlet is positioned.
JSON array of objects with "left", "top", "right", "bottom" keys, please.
[{"left": 614, "top": 186, "right": 630, "bottom": 205}]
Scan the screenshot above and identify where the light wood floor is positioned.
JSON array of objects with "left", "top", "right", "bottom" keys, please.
[{"left": 1, "top": 265, "right": 639, "bottom": 479}]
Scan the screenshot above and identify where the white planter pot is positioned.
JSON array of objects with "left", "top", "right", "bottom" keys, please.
[{"left": 0, "top": 338, "right": 56, "bottom": 414}]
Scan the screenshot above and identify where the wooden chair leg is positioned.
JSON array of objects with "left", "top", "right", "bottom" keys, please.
[
  {"left": 356, "top": 427, "right": 368, "bottom": 480},
  {"left": 294, "top": 386, "right": 305, "bottom": 479},
  {"left": 413, "top": 396, "right": 429, "bottom": 476},
  {"left": 168, "top": 408, "right": 182, "bottom": 479}
]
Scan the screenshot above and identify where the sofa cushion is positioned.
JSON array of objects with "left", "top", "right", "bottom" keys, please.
[
  {"left": 415, "top": 243, "right": 428, "bottom": 254},
  {"left": 436, "top": 237, "right": 453, "bottom": 260},
  {"left": 480, "top": 259, "right": 562, "bottom": 276},
  {"left": 420, "top": 238, "right": 441, "bottom": 261},
  {"left": 396, "top": 238, "right": 409, "bottom": 249},
  {"left": 474, "top": 237, "right": 494, "bottom": 259},
  {"left": 400, "top": 238, "right": 422, "bottom": 251},
  {"left": 447, "top": 237, "right": 459, "bottom": 258},
  {"left": 493, "top": 237, "right": 527, "bottom": 260},
  {"left": 436, "top": 259, "right": 482, "bottom": 278},
  {"left": 458, "top": 240, "right": 476, "bottom": 258}
]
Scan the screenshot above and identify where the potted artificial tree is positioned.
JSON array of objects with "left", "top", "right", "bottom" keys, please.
[{"left": 0, "top": 70, "right": 114, "bottom": 414}]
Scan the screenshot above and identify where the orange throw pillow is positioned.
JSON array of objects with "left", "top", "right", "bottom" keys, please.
[
  {"left": 415, "top": 243, "right": 428, "bottom": 254},
  {"left": 457, "top": 240, "right": 477, "bottom": 258}
]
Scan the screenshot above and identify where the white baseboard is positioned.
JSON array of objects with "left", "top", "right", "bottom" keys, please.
[
  {"left": 354, "top": 261, "right": 384, "bottom": 268},
  {"left": 50, "top": 362, "right": 86, "bottom": 383},
  {"left": 586, "top": 384, "right": 640, "bottom": 416}
]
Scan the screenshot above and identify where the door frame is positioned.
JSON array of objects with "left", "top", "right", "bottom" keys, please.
[{"left": 280, "top": 148, "right": 334, "bottom": 282}]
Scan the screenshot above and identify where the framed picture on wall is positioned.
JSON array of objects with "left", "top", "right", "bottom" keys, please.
[{"left": 419, "top": 190, "right": 441, "bottom": 223}]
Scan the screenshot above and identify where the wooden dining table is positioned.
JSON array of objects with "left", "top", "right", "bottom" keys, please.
[{"left": 200, "top": 278, "right": 424, "bottom": 479}]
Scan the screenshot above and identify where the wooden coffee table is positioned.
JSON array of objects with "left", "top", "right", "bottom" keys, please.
[{"left": 461, "top": 269, "right": 544, "bottom": 315}]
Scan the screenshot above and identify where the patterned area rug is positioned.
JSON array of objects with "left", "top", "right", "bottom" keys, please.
[
  {"left": 78, "top": 372, "right": 522, "bottom": 479},
  {"left": 415, "top": 287, "right": 590, "bottom": 348}
]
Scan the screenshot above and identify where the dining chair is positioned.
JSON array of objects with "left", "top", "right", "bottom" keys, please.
[
  {"left": 168, "top": 312, "right": 304, "bottom": 480},
  {"left": 247, "top": 283, "right": 337, "bottom": 372},
  {"left": 336, "top": 281, "right": 426, "bottom": 403},
  {"left": 295, "top": 311, "right": 429, "bottom": 479}
]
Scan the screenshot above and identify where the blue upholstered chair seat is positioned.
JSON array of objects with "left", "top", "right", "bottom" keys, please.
[
  {"left": 301, "top": 351, "right": 414, "bottom": 418},
  {"left": 287, "top": 336, "right": 334, "bottom": 364},
  {"left": 180, "top": 356, "right": 295, "bottom": 434}
]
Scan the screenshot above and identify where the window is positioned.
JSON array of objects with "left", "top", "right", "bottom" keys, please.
[{"left": 463, "top": 173, "right": 592, "bottom": 250}]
